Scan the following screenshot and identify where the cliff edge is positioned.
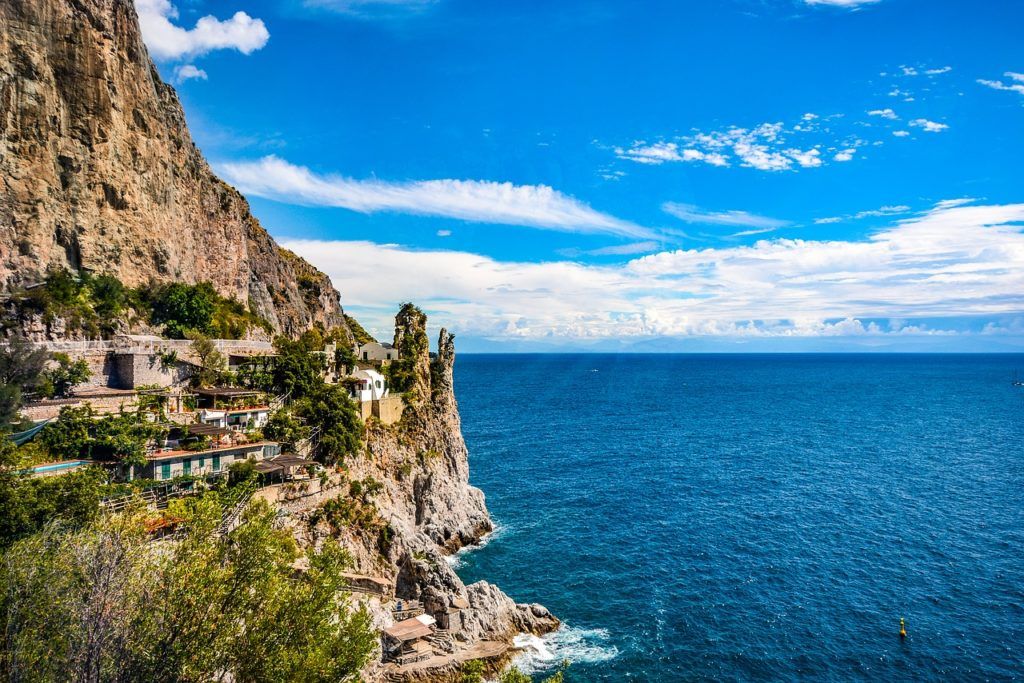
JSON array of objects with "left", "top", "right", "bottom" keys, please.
[{"left": 0, "top": 0, "right": 343, "bottom": 335}]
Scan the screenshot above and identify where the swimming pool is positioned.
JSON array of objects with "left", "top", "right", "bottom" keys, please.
[{"left": 31, "top": 460, "right": 90, "bottom": 474}]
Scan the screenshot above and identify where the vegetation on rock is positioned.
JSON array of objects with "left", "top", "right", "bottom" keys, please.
[
  {"left": 3, "top": 270, "right": 273, "bottom": 340},
  {"left": 0, "top": 495, "right": 377, "bottom": 681}
]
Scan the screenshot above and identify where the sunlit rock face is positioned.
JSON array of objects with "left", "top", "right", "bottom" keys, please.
[{"left": 0, "top": 0, "right": 345, "bottom": 337}]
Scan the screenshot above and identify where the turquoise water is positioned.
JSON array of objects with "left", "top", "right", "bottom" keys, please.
[
  {"left": 453, "top": 354, "right": 1024, "bottom": 681},
  {"left": 31, "top": 460, "right": 88, "bottom": 473}
]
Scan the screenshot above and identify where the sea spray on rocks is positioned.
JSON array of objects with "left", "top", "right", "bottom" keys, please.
[{"left": 511, "top": 625, "right": 619, "bottom": 674}]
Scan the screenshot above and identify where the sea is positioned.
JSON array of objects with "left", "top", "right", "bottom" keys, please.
[{"left": 450, "top": 354, "right": 1024, "bottom": 681}]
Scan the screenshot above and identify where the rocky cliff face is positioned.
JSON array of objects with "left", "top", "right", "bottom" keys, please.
[
  {"left": 290, "top": 310, "right": 558, "bottom": 678},
  {"left": 0, "top": 0, "right": 344, "bottom": 335}
]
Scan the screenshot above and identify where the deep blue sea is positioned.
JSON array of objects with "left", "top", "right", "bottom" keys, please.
[{"left": 452, "top": 354, "right": 1024, "bottom": 682}]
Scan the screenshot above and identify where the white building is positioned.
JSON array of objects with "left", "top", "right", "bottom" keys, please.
[
  {"left": 347, "top": 369, "right": 389, "bottom": 403},
  {"left": 199, "top": 406, "right": 271, "bottom": 431},
  {"left": 356, "top": 341, "right": 398, "bottom": 363}
]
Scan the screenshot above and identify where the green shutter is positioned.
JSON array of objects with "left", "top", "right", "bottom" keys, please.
[
  {"left": 183, "top": 458, "right": 191, "bottom": 476},
  {"left": 213, "top": 456, "right": 221, "bottom": 472},
  {"left": 161, "top": 463, "right": 171, "bottom": 480}
]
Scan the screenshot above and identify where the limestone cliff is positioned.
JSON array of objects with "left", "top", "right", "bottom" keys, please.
[
  {"left": 0, "top": 0, "right": 344, "bottom": 335},
  {"left": 284, "top": 309, "right": 558, "bottom": 678}
]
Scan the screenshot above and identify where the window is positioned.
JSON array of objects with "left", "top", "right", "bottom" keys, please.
[
  {"left": 212, "top": 455, "right": 221, "bottom": 472},
  {"left": 183, "top": 458, "right": 191, "bottom": 476},
  {"left": 363, "top": 351, "right": 368, "bottom": 360},
  {"left": 161, "top": 462, "right": 171, "bottom": 480}
]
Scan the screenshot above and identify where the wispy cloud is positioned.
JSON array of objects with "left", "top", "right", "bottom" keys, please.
[
  {"left": 302, "top": 0, "right": 436, "bottom": 17},
  {"left": 585, "top": 241, "right": 662, "bottom": 256},
  {"left": 662, "top": 203, "right": 791, "bottom": 231},
  {"left": 616, "top": 120, "right": 859, "bottom": 172},
  {"left": 803, "top": 0, "right": 881, "bottom": 8},
  {"left": 978, "top": 72, "right": 1024, "bottom": 97},
  {"left": 868, "top": 108, "right": 898, "bottom": 120},
  {"left": 815, "top": 204, "right": 911, "bottom": 224},
  {"left": 285, "top": 202, "right": 1024, "bottom": 342},
  {"left": 136, "top": 0, "right": 270, "bottom": 61},
  {"left": 219, "top": 155, "right": 652, "bottom": 238}
]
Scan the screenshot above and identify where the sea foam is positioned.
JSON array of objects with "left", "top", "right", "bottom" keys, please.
[
  {"left": 510, "top": 624, "right": 619, "bottom": 674},
  {"left": 444, "top": 520, "right": 506, "bottom": 569}
]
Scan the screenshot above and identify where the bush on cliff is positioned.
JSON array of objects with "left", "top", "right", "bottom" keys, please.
[
  {"left": 0, "top": 495, "right": 377, "bottom": 681},
  {"left": 5, "top": 269, "right": 274, "bottom": 341}
]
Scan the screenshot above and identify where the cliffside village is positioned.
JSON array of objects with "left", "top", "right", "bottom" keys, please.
[
  {"left": 11, "top": 334, "right": 513, "bottom": 675},
  {"left": 18, "top": 336, "right": 403, "bottom": 482}
]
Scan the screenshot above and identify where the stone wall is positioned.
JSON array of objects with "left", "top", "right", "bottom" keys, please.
[
  {"left": 114, "top": 352, "right": 192, "bottom": 388},
  {"left": 373, "top": 395, "right": 405, "bottom": 425},
  {"left": 22, "top": 393, "right": 138, "bottom": 421}
]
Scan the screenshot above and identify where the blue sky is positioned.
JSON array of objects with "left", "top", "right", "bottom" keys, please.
[{"left": 138, "top": 0, "right": 1024, "bottom": 351}]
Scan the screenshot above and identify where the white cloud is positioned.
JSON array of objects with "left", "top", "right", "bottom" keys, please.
[
  {"left": 136, "top": 0, "right": 269, "bottom": 61},
  {"left": 173, "top": 64, "right": 208, "bottom": 83},
  {"left": 925, "top": 66, "right": 953, "bottom": 75},
  {"left": 813, "top": 204, "right": 910, "bottom": 225},
  {"left": 219, "top": 155, "right": 652, "bottom": 238},
  {"left": 833, "top": 149, "right": 856, "bottom": 162},
  {"left": 854, "top": 205, "right": 911, "bottom": 219},
  {"left": 303, "top": 0, "right": 436, "bottom": 16},
  {"left": 662, "top": 203, "right": 790, "bottom": 230},
  {"left": 909, "top": 118, "right": 949, "bottom": 133},
  {"left": 586, "top": 241, "right": 662, "bottom": 256},
  {"left": 868, "top": 108, "right": 898, "bottom": 120},
  {"left": 893, "top": 130, "right": 910, "bottom": 137},
  {"left": 436, "top": 229, "right": 452, "bottom": 237},
  {"left": 803, "top": 0, "right": 881, "bottom": 7},
  {"left": 285, "top": 201, "right": 1024, "bottom": 341},
  {"left": 617, "top": 121, "right": 836, "bottom": 172},
  {"left": 978, "top": 72, "right": 1024, "bottom": 96}
]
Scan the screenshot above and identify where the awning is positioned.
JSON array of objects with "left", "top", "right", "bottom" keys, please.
[
  {"left": 187, "top": 423, "right": 231, "bottom": 437},
  {"left": 253, "top": 461, "right": 283, "bottom": 475},
  {"left": 271, "top": 454, "right": 316, "bottom": 468},
  {"left": 384, "top": 616, "right": 434, "bottom": 642}
]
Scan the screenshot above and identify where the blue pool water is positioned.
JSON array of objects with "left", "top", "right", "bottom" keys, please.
[
  {"left": 32, "top": 460, "right": 88, "bottom": 473},
  {"left": 452, "top": 354, "right": 1024, "bottom": 681}
]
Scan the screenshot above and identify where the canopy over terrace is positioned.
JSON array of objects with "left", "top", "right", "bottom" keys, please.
[
  {"left": 185, "top": 423, "right": 231, "bottom": 438},
  {"left": 384, "top": 615, "right": 436, "bottom": 643}
]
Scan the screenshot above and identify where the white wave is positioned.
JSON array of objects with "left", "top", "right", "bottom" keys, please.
[
  {"left": 510, "top": 624, "right": 619, "bottom": 675},
  {"left": 444, "top": 520, "right": 506, "bottom": 569}
]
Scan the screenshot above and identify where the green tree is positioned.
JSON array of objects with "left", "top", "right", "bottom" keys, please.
[
  {"left": 0, "top": 337, "right": 49, "bottom": 426},
  {"left": 150, "top": 282, "right": 216, "bottom": 338},
  {"left": 270, "top": 332, "right": 328, "bottom": 400},
  {"left": 38, "top": 407, "right": 165, "bottom": 466},
  {"left": 188, "top": 331, "right": 227, "bottom": 388},
  {"left": 0, "top": 439, "right": 106, "bottom": 549},
  {"left": 263, "top": 409, "right": 310, "bottom": 450},
  {"left": 0, "top": 496, "right": 377, "bottom": 681},
  {"left": 41, "top": 352, "right": 91, "bottom": 398},
  {"left": 301, "top": 384, "right": 362, "bottom": 465}
]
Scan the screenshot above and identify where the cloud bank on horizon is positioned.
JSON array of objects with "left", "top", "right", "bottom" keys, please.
[{"left": 281, "top": 201, "right": 1024, "bottom": 345}]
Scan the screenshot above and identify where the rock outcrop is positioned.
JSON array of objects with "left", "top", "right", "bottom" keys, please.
[
  {"left": 0, "top": 0, "right": 344, "bottom": 335},
  {"left": 292, "top": 308, "right": 558, "bottom": 677}
]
